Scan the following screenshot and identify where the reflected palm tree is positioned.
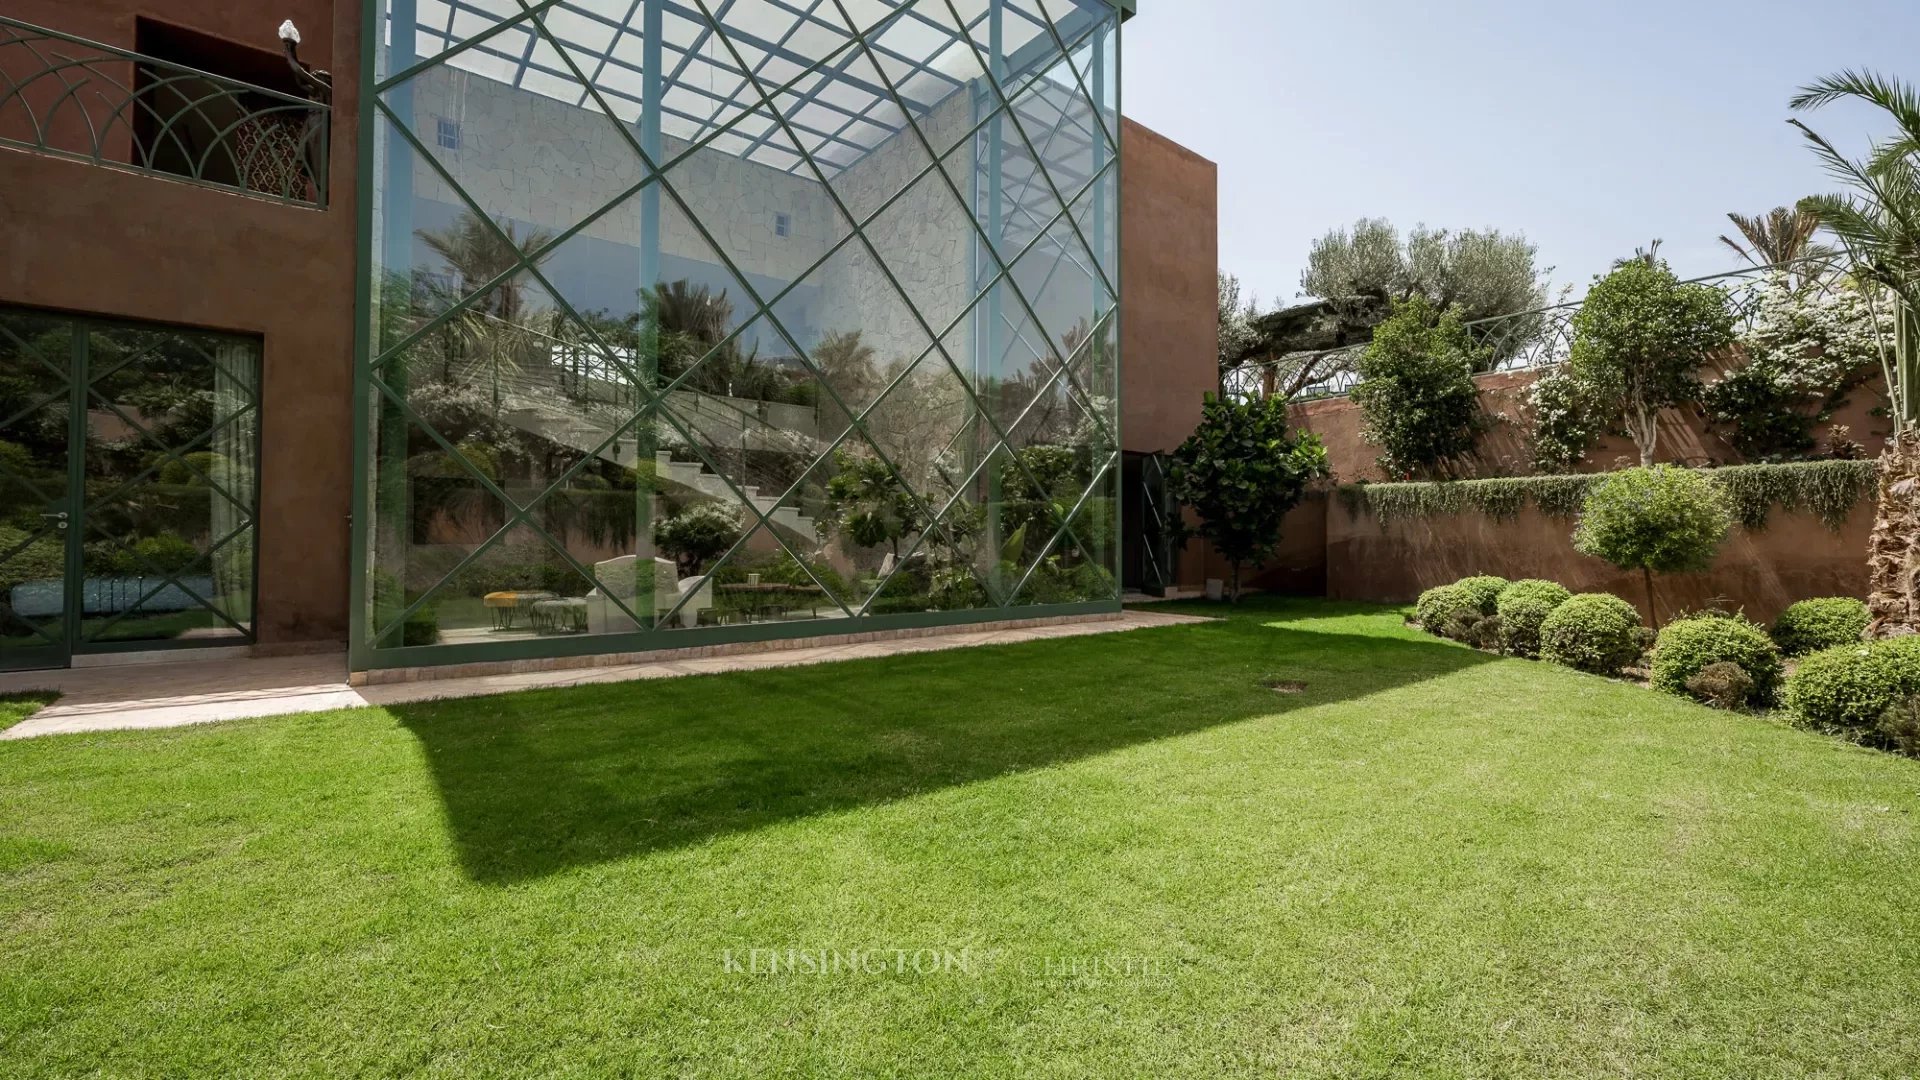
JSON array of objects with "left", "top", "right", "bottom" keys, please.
[{"left": 415, "top": 212, "right": 557, "bottom": 410}]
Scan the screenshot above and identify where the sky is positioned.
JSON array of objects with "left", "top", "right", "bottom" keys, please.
[{"left": 1119, "top": 0, "right": 1920, "bottom": 312}]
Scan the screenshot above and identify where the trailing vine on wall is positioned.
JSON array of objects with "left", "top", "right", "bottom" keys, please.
[{"left": 1339, "top": 459, "right": 1878, "bottom": 532}]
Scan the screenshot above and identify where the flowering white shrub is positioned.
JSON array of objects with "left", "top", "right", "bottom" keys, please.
[
  {"left": 1701, "top": 271, "right": 1893, "bottom": 461},
  {"left": 1526, "top": 368, "right": 1608, "bottom": 471}
]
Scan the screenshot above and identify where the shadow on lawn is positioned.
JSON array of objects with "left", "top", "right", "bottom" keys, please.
[{"left": 394, "top": 603, "right": 1491, "bottom": 883}]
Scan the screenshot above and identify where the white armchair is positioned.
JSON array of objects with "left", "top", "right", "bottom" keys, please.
[{"left": 586, "top": 555, "right": 713, "bottom": 632}]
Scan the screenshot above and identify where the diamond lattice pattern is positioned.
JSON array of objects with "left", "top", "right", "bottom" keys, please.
[{"left": 364, "top": 0, "right": 1120, "bottom": 651}]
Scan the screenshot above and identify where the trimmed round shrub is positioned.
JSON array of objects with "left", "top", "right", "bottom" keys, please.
[
  {"left": 1687, "top": 662, "right": 1755, "bottom": 710},
  {"left": 1495, "top": 579, "right": 1572, "bottom": 657},
  {"left": 1648, "top": 614, "right": 1783, "bottom": 707},
  {"left": 1784, "top": 637, "right": 1920, "bottom": 731},
  {"left": 1415, "top": 584, "right": 1479, "bottom": 635},
  {"left": 1772, "top": 597, "right": 1869, "bottom": 656},
  {"left": 1539, "top": 593, "right": 1644, "bottom": 676},
  {"left": 1453, "top": 575, "right": 1508, "bottom": 615}
]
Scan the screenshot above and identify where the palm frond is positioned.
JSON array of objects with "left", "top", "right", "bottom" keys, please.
[{"left": 1791, "top": 69, "right": 1920, "bottom": 143}]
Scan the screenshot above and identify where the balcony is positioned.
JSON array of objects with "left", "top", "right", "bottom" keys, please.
[{"left": 0, "top": 16, "right": 330, "bottom": 208}]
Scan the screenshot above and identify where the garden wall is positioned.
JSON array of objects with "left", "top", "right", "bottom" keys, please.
[
  {"left": 1324, "top": 498, "right": 1872, "bottom": 625},
  {"left": 1181, "top": 494, "right": 1327, "bottom": 596},
  {"left": 1289, "top": 369, "right": 1892, "bottom": 483}
]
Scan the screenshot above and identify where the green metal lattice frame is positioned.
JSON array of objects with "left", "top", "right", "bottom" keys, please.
[
  {"left": 0, "top": 306, "right": 264, "bottom": 666},
  {"left": 349, "top": 0, "right": 1124, "bottom": 670}
]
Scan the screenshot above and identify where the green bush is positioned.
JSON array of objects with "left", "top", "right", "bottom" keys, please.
[
  {"left": 1648, "top": 614, "right": 1783, "bottom": 707},
  {"left": 1415, "top": 584, "right": 1479, "bottom": 637},
  {"left": 1687, "top": 662, "right": 1755, "bottom": 710},
  {"left": 1495, "top": 579, "right": 1572, "bottom": 657},
  {"left": 1452, "top": 575, "right": 1508, "bottom": 613},
  {"left": 1784, "top": 637, "right": 1920, "bottom": 732},
  {"left": 128, "top": 533, "right": 201, "bottom": 575},
  {"left": 1772, "top": 597, "right": 1869, "bottom": 656},
  {"left": 156, "top": 451, "right": 228, "bottom": 486},
  {"left": 1539, "top": 593, "right": 1644, "bottom": 676},
  {"left": 1349, "top": 297, "right": 1487, "bottom": 477},
  {"left": 1573, "top": 466, "right": 1730, "bottom": 624},
  {"left": 1877, "top": 697, "right": 1920, "bottom": 756},
  {"left": 654, "top": 502, "right": 744, "bottom": 577},
  {"left": 0, "top": 526, "right": 65, "bottom": 592},
  {"left": 1439, "top": 610, "right": 1503, "bottom": 651}
]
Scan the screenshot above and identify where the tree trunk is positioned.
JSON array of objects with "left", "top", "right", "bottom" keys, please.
[
  {"left": 1867, "top": 430, "right": 1920, "bottom": 638},
  {"left": 1633, "top": 398, "right": 1658, "bottom": 468},
  {"left": 1642, "top": 566, "right": 1660, "bottom": 631},
  {"left": 1230, "top": 561, "right": 1242, "bottom": 604}
]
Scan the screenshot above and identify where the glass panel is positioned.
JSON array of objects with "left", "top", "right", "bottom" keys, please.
[
  {"left": 364, "top": 0, "right": 1123, "bottom": 657},
  {"left": 0, "top": 310, "right": 74, "bottom": 663},
  {"left": 1009, "top": 457, "right": 1118, "bottom": 607},
  {"left": 80, "top": 323, "right": 258, "bottom": 645}
]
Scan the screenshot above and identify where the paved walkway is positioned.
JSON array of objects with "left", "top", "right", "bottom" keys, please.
[{"left": 0, "top": 610, "right": 1209, "bottom": 740}]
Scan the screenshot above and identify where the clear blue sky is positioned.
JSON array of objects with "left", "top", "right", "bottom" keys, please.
[{"left": 1120, "top": 0, "right": 1920, "bottom": 309}]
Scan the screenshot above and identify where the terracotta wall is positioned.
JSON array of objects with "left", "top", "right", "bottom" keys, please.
[
  {"left": 1325, "top": 499, "right": 1870, "bottom": 625},
  {"left": 1119, "top": 119, "right": 1217, "bottom": 456},
  {"left": 0, "top": 1, "right": 357, "bottom": 649},
  {"left": 1182, "top": 495, "right": 1328, "bottom": 597},
  {"left": 1291, "top": 367, "right": 1893, "bottom": 484}
]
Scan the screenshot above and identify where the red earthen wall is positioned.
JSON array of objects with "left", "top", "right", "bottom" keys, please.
[
  {"left": 0, "top": 1, "right": 356, "bottom": 648},
  {"left": 1325, "top": 498, "right": 1870, "bottom": 625}
]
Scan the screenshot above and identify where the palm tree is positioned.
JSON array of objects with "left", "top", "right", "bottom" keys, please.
[
  {"left": 1718, "top": 206, "right": 1834, "bottom": 278},
  {"left": 1791, "top": 69, "right": 1920, "bottom": 637},
  {"left": 417, "top": 213, "right": 553, "bottom": 323},
  {"left": 415, "top": 213, "right": 556, "bottom": 409},
  {"left": 1613, "top": 238, "right": 1664, "bottom": 269}
]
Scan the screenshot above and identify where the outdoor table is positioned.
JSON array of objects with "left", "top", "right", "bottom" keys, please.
[{"left": 483, "top": 590, "right": 558, "bottom": 630}]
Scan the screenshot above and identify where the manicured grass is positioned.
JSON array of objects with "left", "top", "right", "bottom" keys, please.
[
  {"left": 0, "top": 691, "right": 55, "bottom": 730},
  {"left": 5, "top": 598, "right": 1920, "bottom": 1077}
]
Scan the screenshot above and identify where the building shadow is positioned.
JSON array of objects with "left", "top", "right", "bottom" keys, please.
[{"left": 393, "top": 604, "right": 1492, "bottom": 883}]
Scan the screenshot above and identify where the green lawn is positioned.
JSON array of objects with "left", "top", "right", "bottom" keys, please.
[{"left": 4, "top": 598, "right": 1920, "bottom": 1077}]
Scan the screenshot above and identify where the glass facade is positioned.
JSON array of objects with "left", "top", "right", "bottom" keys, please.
[{"left": 360, "top": 0, "right": 1120, "bottom": 663}]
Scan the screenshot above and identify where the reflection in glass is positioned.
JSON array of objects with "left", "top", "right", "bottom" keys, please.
[
  {"left": 366, "top": 0, "right": 1121, "bottom": 656},
  {"left": 0, "top": 309, "right": 76, "bottom": 662},
  {"left": 81, "top": 324, "right": 260, "bottom": 644}
]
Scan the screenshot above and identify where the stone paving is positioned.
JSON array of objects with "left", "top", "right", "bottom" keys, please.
[{"left": 0, "top": 610, "right": 1210, "bottom": 740}]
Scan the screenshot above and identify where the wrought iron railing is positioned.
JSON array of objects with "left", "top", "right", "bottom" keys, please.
[
  {"left": 1458, "top": 262, "right": 1842, "bottom": 375},
  {"left": 0, "top": 16, "right": 329, "bottom": 207},
  {"left": 1224, "top": 259, "right": 1845, "bottom": 402}
]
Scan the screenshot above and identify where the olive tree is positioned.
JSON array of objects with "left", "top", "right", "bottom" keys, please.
[
  {"left": 1167, "top": 395, "right": 1330, "bottom": 602},
  {"left": 1567, "top": 260, "right": 1735, "bottom": 467},
  {"left": 1300, "top": 219, "right": 1550, "bottom": 330}
]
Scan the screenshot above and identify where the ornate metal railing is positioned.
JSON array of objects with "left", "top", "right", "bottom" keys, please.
[
  {"left": 1224, "top": 259, "right": 1843, "bottom": 402},
  {"left": 0, "top": 17, "right": 329, "bottom": 207},
  {"left": 1458, "top": 262, "right": 1839, "bottom": 376}
]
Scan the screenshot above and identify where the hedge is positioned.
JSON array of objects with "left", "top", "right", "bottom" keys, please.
[{"left": 1338, "top": 459, "right": 1877, "bottom": 531}]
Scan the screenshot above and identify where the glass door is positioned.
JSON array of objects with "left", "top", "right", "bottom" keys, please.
[
  {"left": 0, "top": 305, "right": 262, "bottom": 670},
  {"left": 0, "top": 309, "right": 79, "bottom": 671}
]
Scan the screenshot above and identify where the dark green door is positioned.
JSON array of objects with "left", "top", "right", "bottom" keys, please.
[{"left": 0, "top": 305, "right": 262, "bottom": 671}]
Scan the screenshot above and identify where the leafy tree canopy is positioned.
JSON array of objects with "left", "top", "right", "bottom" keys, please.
[
  {"left": 1350, "top": 297, "right": 1486, "bottom": 478},
  {"left": 1567, "top": 260, "right": 1735, "bottom": 466},
  {"left": 1300, "top": 218, "right": 1551, "bottom": 328},
  {"left": 1167, "top": 395, "right": 1330, "bottom": 601}
]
